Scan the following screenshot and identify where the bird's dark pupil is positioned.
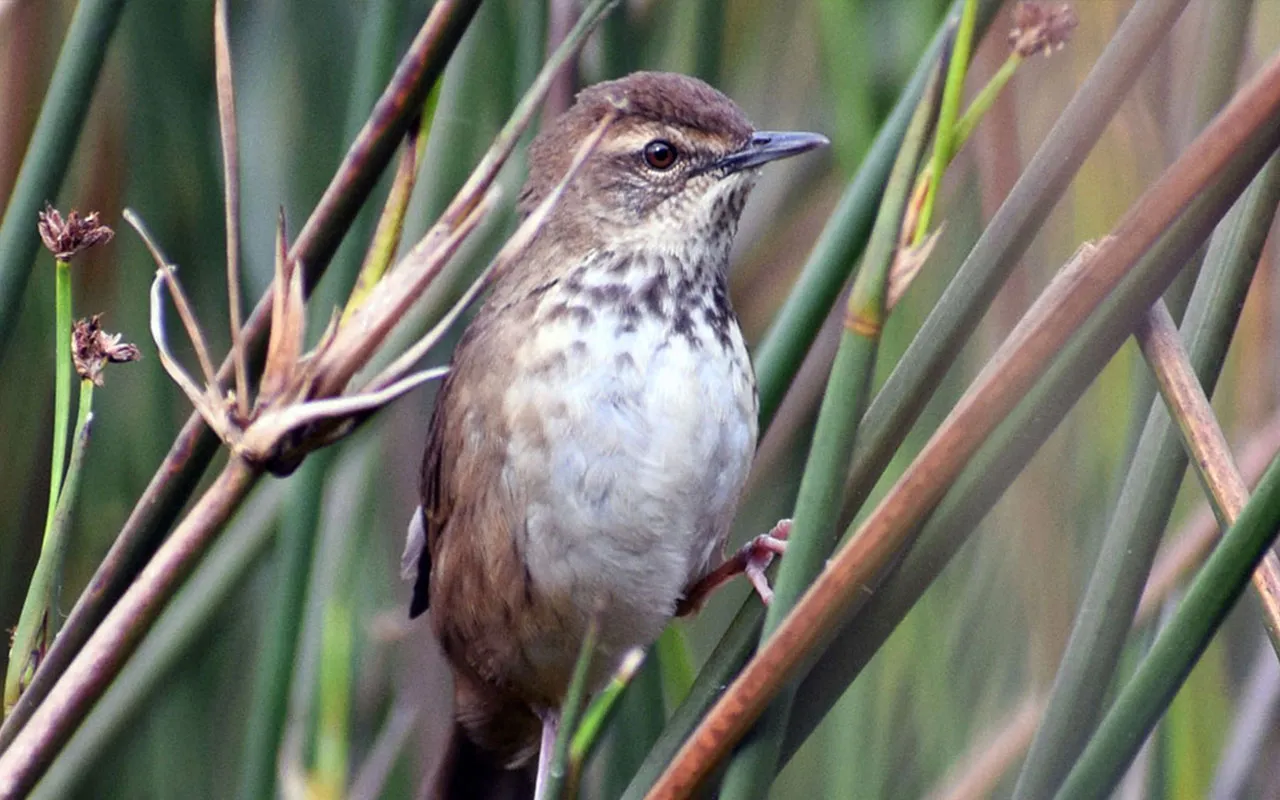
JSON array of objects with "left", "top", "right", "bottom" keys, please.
[{"left": 644, "top": 140, "right": 677, "bottom": 169}]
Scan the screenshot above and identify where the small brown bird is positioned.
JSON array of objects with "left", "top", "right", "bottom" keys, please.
[{"left": 402, "top": 71, "right": 826, "bottom": 796}]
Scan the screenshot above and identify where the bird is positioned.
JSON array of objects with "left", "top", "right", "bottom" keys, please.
[{"left": 401, "top": 70, "right": 827, "bottom": 797}]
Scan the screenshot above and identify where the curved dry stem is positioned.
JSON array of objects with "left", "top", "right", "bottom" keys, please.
[
  {"left": 147, "top": 271, "right": 232, "bottom": 441},
  {"left": 239, "top": 367, "right": 447, "bottom": 459},
  {"left": 125, "top": 210, "right": 220, "bottom": 394}
]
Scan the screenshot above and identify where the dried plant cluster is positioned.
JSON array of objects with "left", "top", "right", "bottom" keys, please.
[
  {"left": 36, "top": 206, "right": 113, "bottom": 263},
  {"left": 71, "top": 315, "right": 139, "bottom": 386}
]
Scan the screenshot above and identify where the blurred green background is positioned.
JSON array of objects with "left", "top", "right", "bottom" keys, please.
[{"left": 3, "top": 0, "right": 1280, "bottom": 797}]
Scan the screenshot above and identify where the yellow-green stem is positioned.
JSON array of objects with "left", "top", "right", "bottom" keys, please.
[
  {"left": 569, "top": 648, "right": 645, "bottom": 780},
  {"left": 952, "top": 52, "right": 1023, "bottom": 152},
  {"left": 313, "top": 601, "right": 352, "bottom": 800},
  {"left": 342, "top": 80, "right": 441, "bottom": 325},
  {"left": 5, "top": 379, "right": 94, "bottom": 714},
  {"left": 546, "top": 618, "right": 599, "bottom": 800},
  {"left": 45, "top": 258, "right": 73, "bottom": 535},
  {"left": 656, "top": 625, "right": 695, "bottom": 708},
  {"left": 913, "top": 0, "right": 977, "bottom": 245}
]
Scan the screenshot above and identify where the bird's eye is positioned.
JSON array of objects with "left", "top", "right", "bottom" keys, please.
[{"left": 643, "top": 139, "right": 678, "bottom": 170}]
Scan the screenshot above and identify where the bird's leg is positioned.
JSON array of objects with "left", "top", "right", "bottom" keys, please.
[
  {"left": 533, "top": 708, "right": 560, "bottom": 800},
  {"left": 676, "top": 519, "right": 792, "bottom": 616}
]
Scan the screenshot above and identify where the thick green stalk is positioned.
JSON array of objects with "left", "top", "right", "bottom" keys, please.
[
  {"left": 1011, "top": 154, "right": 1280, "bottom": 800},
  {"left": 313, "top": 602, "right": 353, "bottom": 798},
  {"left": 717, "top": 57, "right": 943, "bottom": 800},
  {"left": 235, "top": 452, "right": 332, "bottom": 800},
  {"left": 0, "top": 0, "right": 130, "bottom": 358},
  {"left": 1056, "top": 455, "right": 1280, "bottom": 800},
  {"left": 815, "top": 0, "right": 874, "bottom": 172},
  {"left": 692, "top": 0, "right": 725, "bottom": 86},
  {"left": 655, "top": 626, "right": 694, "bottom": 708},
  {"left": 46, "top": 260, "right": 73, "bottom": 536},
  {"left": 5, "top": 254, "right": 78, "bottom": 712}
]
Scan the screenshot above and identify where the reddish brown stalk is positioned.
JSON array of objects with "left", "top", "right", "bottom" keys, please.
[
  {"left": 647, "top": 48, "right": 1280, "bottom": 798},
  {"left": 1134, "top": 303, "right": 1280, "bottom": 648},
  {"left": 1139, "top": 411, "right": 1280, "bottom": 616}
]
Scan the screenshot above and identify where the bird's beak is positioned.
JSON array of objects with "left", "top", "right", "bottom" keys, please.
[{"left": 717, "top": 130, "right": 830, "bottom": 174}]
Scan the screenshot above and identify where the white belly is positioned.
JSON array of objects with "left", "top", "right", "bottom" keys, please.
[{"left": 503, "top": 310, "right": 757, "bottom": 656}]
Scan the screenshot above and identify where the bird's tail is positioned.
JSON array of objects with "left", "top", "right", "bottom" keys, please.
[
  {"left": 428, "top": 722, "right": 535, "bottom": 800},
  {"left": 426, "top": 668, "right": 540, "bottom": 799}
]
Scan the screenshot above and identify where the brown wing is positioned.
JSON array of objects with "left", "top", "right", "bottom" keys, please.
[{"left": 409, "top": 374, "right": 451, "bottom": 618}]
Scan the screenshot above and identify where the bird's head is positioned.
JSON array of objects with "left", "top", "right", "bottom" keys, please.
[{"left": 519, "top": 71, "right": 828, "bottom": 259}]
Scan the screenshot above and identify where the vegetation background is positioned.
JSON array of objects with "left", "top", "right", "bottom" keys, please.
[{"left": 2, "top": 0, "right": 1280, "bottom": 797}]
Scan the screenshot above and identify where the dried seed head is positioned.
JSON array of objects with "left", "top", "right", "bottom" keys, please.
[
  {"left": 73, "top": 314, "right": 141, "bottom": 386},
  {"left": 1009, "top": 2, "right": 1078, "bottom": 59},
  {"left": 38, "top": 204, "right": 114, "bottom": 261}
]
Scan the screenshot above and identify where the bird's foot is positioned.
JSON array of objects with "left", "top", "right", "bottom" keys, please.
[{"left": 676, "top": 519, "right": 792, "bottom": 615}]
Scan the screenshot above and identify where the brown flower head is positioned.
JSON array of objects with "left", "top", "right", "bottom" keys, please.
[
  {"left": 1009, "top": 2, "right": 1078, "bottom": 59},
  {"left": 38, "top": 204, "right": 114, "bottom": 261},
  {"left": 73, "top": 314, "right": 141, "bottom": 386}
]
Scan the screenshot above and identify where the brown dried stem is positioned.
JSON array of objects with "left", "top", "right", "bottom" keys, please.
[
  {"left": 647, "top": 45, "right": 1280, "bottom": 798},
  {"left": 1139, "top": 412, "right": 1280, "bottom": 617},
  {"left": 214, "top": 0, "right": 248, "bottom": 419},
  {"left": 1134, "top": 302, "right": 1280, "bottom": 651},
  {"left": 367, "top": 110, "right": 620, "bottom": 394}
]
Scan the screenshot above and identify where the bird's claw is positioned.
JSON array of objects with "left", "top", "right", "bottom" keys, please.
[{"left": 741, "top": 519, "right": 791, "bottom": 606}]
